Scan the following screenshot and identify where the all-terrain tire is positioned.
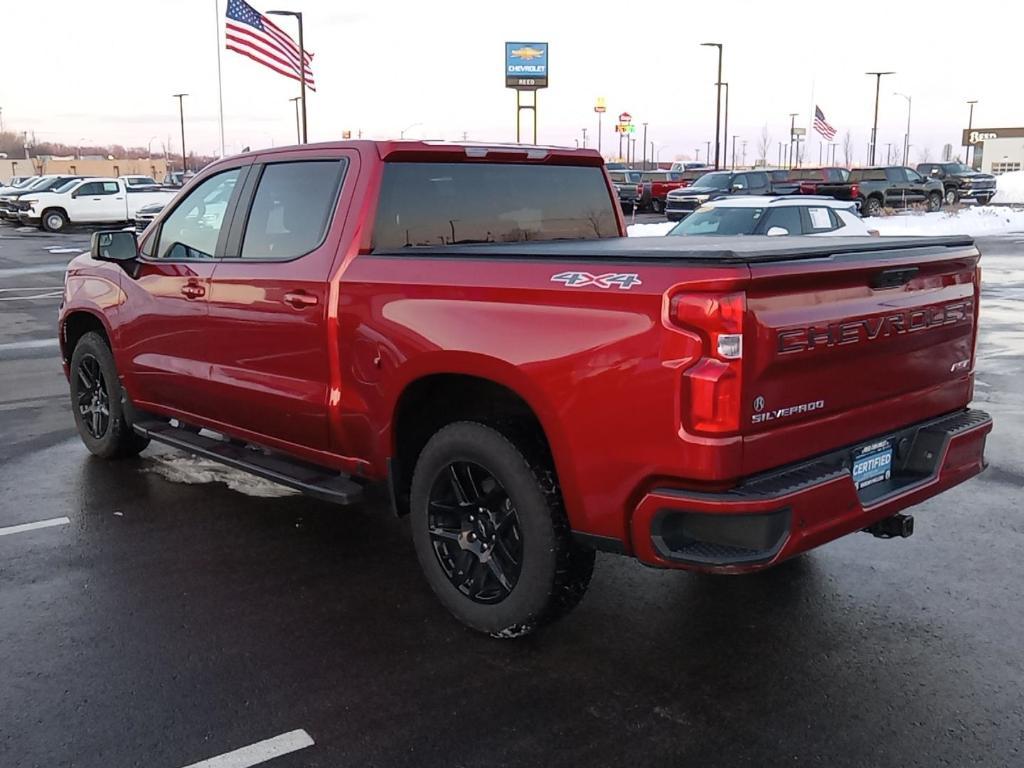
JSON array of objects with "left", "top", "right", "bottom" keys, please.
[
  {"left": 410, "top": 421, "right": 594, "bottom": 638},
  {"left": 69, "top": 331, "right": 150, "bottom": 459}
]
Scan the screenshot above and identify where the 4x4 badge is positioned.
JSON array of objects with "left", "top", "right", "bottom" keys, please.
[{"left": 550, "top": 271, "right": 642, "bottom": 290}]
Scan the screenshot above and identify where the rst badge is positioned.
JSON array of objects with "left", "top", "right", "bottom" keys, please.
[{"left": 550, "top": 272, "right": 642, "bottom": 290}]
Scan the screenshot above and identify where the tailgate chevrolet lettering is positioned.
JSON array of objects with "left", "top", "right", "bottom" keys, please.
[{"left": 777, "top": 299, "right": 973, "bottom": 355}]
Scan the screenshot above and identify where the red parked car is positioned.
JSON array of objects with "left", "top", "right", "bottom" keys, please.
[{"left": 59, "top": 141, "right": 992, "bottom": 637}]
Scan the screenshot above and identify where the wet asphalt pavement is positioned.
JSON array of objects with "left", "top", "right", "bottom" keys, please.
[{"left": 1, "top": 224, "right": 1023, "bottom": 767}]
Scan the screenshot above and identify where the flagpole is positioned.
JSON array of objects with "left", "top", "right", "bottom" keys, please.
[{"left": 214, "top": 0, "right": 226, "bottom": 156}]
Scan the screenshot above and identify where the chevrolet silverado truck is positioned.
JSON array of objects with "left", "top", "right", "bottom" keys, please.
[
  {"left": 665, "top": 170, "right": 775, "bottom": 220},
  {"left": 59, "top": 140, "right": 992, "bottom": 637},
  {"left": 0, "top": 174, "right": 82, "bottom": 221},
  {"left": 18, "top": 177, "right": 176, "bottom": 232},
  {"left": 816, "top": 166, "right": 944, "bottom": 216},
  {"left": 787, "top": 166, "right": 850, "bottom": 195},
  {"left": 917, "top": 162, "right": 997, "bottom": 206}
]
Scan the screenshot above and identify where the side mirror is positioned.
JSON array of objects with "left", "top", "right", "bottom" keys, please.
[
  {"left": 766, "top": 226, "right": 789, "bottom": 237},
  {"left": 732, "top": 183, "right": 745, "bottom": 191},
  {"left": 91, "top": 230, "right": 138, "bottom": 262}
]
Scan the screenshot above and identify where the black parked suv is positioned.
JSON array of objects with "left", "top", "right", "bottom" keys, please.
[
  {"left": 664, "top": 170, "right": 772, "bottom": 221},
  {"left": 917, "top": 162, "right": 997, "bottom": 206}
]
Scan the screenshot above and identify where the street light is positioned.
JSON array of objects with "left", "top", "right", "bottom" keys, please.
[
  {"left": 894, "top": 92, "right": 912, "bottom": 167},
  {"left": 642, "top": 122, "right": 648, "bottom": 169},
  {"left": 721, "top": 82, "right": 730, "bottom": 170},
  {"left": 266, "top": 9, "right": 308, "bottom": 143},
  {"left": 400, "top": 122, "right": 423, "bottom": 139},
  {"left": 172, "top": 93, "right": 188, "bottom": 174},
  {"left": 788, "top": 113, "right": 799, "bottom": 169},
  {"left": 965, "top": 100, "right": 978, "bottom": 167},
  {"left": 701, "top": 42, "right": 723, "bottom": 169},
  {"left": 865, "top": 71, "right": 895, "bottom": 165}
]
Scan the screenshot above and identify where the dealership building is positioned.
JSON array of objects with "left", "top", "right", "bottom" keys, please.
[{"left": 964, "top": 127, "right": 1024, "bottom": 174}]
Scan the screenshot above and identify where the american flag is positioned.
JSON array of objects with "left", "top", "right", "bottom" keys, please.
[
  {"left": 225, "top": 0, "right": 315, "bottom": 90},
  {"left": 813, "top": 106, "right": 836, "bottom": 140}
]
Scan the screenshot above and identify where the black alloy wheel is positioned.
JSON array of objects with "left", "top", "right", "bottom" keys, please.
[
  {"left": 928, "top": 191, "right": 943, "bottom": 212},
  {"left": 944, "top": 188, "right": 959, "bottom": 206},
  {"left": 76, "top": 354, "right": 110, "bottom": 439},
  {"left": 426, "top": 461, "right": 523, "bottom": 604}
]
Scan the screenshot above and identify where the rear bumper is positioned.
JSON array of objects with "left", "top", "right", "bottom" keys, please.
[{"left": 628, "top": 409, "right": 992, "bottom": 571}]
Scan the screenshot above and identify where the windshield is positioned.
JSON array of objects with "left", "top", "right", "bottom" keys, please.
[
  {"left": 692, "top": 172, "right": 732, "bottom": 190},
  {"left": 127, "top": 176, "right": 158, "bottom": 185},
  {"left": 53, "top": 180, "right": 79, "bottom": 194},
  {"left": 945, "top": 163, "right": 974, "bottom": 174},
  {"left": 12, "top": 177, "right": 38, "bottom": 189},
  {"left": 668, "top": 205, "right": 766, "bottom": 236},
  {"left": 373, "top": 162, "right": 619, "bottom": 249}
]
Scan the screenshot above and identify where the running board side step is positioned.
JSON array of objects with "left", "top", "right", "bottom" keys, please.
[{"left": 133, "top": 420, "right": 364, "bottom": 505}]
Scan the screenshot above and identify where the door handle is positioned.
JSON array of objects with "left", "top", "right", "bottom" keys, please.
[
  {"left": 283, "top": 291, "right": 318, "bottom": 309},
  {"left": 180, "top": 282, "right": 206, "bottom": 299}
]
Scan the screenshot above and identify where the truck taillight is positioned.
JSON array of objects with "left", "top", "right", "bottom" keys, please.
[
  {"left": 670, "top": 292, "right": 745, "bottom": 434},
  {"left": 636, "top": 184, "right": 644, "bottom": 197},
  {"left": 850, "top": 183, "right": 860, "bottom": 199}
]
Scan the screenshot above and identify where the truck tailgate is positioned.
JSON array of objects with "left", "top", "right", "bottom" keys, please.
[{"left": 741, "top": 240, "right": 979, "bottom": 475}]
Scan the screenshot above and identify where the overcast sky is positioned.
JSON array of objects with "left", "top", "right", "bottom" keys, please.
[{"left": 3, "top": 0, "right": 1022, "bottom": 163}]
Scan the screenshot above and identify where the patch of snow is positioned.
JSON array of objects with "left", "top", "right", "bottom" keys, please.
[
  {"left": 871, "top": 207, "right": 1024, "bottom": 237},
  {"left": 627, "top": 222, "right": 675, "bottom": 237},
  {"left": 143, "top": 454, "right": 299, "bottom": 498},
  {"left": 993, "top": 170, "right": 1024, "bottom": 205}
]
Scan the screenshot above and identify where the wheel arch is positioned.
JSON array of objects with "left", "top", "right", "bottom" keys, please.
[
  {"left": 61, "top": 309, "right": 112, "bottom": 364},
  {"left": 39, "top": 206, "right": 69, "bottom": 228},
  {"left": 388, "top": 364, "right": 567, "bottom": 519}
]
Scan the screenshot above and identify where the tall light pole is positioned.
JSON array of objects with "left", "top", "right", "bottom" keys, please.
[
  {"left": 289, "top": 96, "right": 302, "bottom": 143},
  {"left": 266, "top": 10, "right": 308, "bottom": 143},
  {"left": 581, "top": 127, "right": 588, "bottom": 149},
  {"left": 731, "top": 134, "right": 738, "bottom": 170},
  {"left": 722, "top": 82, "right": 730, "bottom": 171},
  {"left": 705, "top": 141, "right": 711, "bottom": 165},
  {"left": 965, "top": 100, "right": 978, "bottom": 167},
  {"left": 894, "top": 92, "right": 912, "bottom": 167},
  {"left": 642, "top": 122, "right": 648, "bottom": 169},
  {"left": 701, "top": 42, "right": 723, "bottom": 170},
  {"left": 400, "top": 122, "right": 423, "bottom": 139},
  {"left": 695, "top": 147, "right": 701, "bottom": 164},
  {"left": 788, "top": 113, "right": 798, "bottom": 169},
  {"left": 865, "top": 71, "right": 894, "bottom": 165},
  {"left": 172, "top": 93, "right": 188, "bottom": 174}
]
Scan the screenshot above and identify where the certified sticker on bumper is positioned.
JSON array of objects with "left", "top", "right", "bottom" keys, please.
[{"left": 852, "top": 439, "right": 893, "bottom": 490}]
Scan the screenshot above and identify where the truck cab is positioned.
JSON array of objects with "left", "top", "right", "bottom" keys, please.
[{"left": 18, "top": 177, "right": 176, "bottom": 232}]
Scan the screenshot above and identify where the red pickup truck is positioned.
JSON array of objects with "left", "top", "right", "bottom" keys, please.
[{"left": 59, "top": 141, "right": 992, "bottom": 637}]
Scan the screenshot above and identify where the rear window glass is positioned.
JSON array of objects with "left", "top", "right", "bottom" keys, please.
[
  {"left": 788, "top": 169, "right": 826, "bottom": 181},
  {"left": 849, "top": 168, "right": 886, "bottom": 181},
  {"left": 372, "top": 163, "right": 619, "bottom": 249}
]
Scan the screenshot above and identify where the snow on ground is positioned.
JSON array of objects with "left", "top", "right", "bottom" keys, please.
[
  {"left": 993, "top": 170, "right": 1024, "bottom": 204},
  {"left": 627, "top": 222, "right": 675, "bottom": 237},
  {"left": 143, "top": 454, "right": 299, "bottom": 498},
  {"left": 870, "top": 206, "right": 1024, "bottom": 237}
]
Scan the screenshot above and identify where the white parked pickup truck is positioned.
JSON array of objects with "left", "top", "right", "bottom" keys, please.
[{"left": 17, "top": 177, "right": 177, "bottom": 232}]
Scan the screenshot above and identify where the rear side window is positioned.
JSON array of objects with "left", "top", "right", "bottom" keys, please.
[
  {"left": 240, "top": 160, "right": 346, "bottom": 260},
  {"left": 372, "top": 163, "right": 619, "bottom": 249},
  {"left": 885, "top": 168, "right": 908, "bottom": 183},
  {"left": 766, "top": 206, "right": 803, "bottom": 235}
]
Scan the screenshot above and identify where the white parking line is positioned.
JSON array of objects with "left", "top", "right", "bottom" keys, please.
[
  {"left": 0, "top": 264, "right": 69, "bottom": 277},
  {"left": 0, "top": 517, "right": 71, "bottom": 537},
  {"left": 0, "top": 339, "right": 60, "bottom": 351},
  {"left": 180, "top": 730, "right": 315, "bottom": 768}
]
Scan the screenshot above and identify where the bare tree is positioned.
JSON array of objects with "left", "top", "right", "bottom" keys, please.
[
  {"left": 757, "top": 124, "right": 771, "bottom": 166},
  {"left": 842, "top": 131, "right": 854, "bottom": 167},
  {"left": 918, "top": 146, "right": 932, "bottom": 163}
]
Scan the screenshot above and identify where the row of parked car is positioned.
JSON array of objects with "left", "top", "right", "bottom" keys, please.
[
  {"left": 611, "top": 161, "right": 998, "bottom": 219},
  {"left": 0, "top": 174, "right": 177, "bottom": 232}
]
